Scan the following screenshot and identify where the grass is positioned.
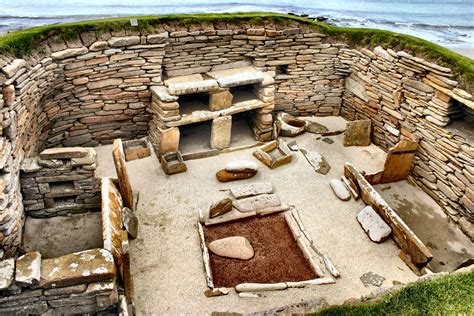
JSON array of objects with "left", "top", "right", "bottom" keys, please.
[
  {"left": 0, "top": 12, "right": 472, "bottom": 92},
  {"left": 317, "top": 271, "right": 474, "bottom": 315}
]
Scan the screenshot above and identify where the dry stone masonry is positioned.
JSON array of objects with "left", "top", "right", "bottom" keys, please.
[{"left": 0, "top": 17, "right": 472, "bottom": 260}]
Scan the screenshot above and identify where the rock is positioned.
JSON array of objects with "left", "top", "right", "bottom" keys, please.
[
  {"left": 225, "top": 161, "right": 258, "bottom": 173},
  {"left": 207, "top": 66, "right": 265, "bottom": 88},
  {"left": 322, "top": 137, "right": 334, "bottom": 144},
  {"left": 0, "top": 258, "right": 15, "bottom": 289},
  {"left": 329, "top": 179, "right": 351, "bottom": 201},
  {"left": 89, "top": 41, "right": 109, "bottom": 51},
  {"left": 164, "top": 74, "right": 219, "bottom": 95},
  {"left": 2, "top": 59, "right": 26, "bottom": 78},
  {"left": 122, "top": 207, "right": 138, "bottom": 239},
  {"left": 287, "top": 141, "right": 299, "bottom": 151},
  {"left": 343, "top": 119, "right": 371, "bottom": 147},
  {"left": 15, "top": 251, "right": 41, "bottom": 286},
  {"left": 402, "top": 78, "right": 434, "bottom": 93},
  {"left": 216, "top": 169, "right": 257, "bottom": 182},
  {"left": 112, "top": 139, "right": 134, "bottom": 210},
  {"left": 300, "top": 148, "right": 330, "bottom": 175},
  {"left": 357, "top": 206, "right": 392, "bottom": 243},
  {"left": 87, "top": 78, "right": 123, "bottom": 90},
  {"left": 230, "top": 182, "right": 273, "bottom": 199},
  {"left": 360, "top": 271, "right": 385, "bottom": 287},
  {"left": 209, "top": 198, "right": 233, "bottom": 218},
  {"left": 40, "top": 248, "right": 116, "bottom": 289},
  {"left": 150, "top": 86, "right": 179, "bottom": 102},
  {"left": 51, "top": 47, "right": 88, "bottom": 60},
  {"left": 209, "top": 90, "right": 233, "bottom": 111},
  {"left": 306, "top": 120, "right": 329, "bottom": 134},
  {"left": 160, "top": 127, "right": 180, "bottom": 154},
  {"left": 204, "top": 288, "right": 229, "bottom": 297},
  {"left": 211, "top": 116, "right": 232, "bottom": 150},
  {"left": 208, "top": 236, "right": 254, "bottom": 260},
  {"left": 108, "top": 36, "right": 140, "bottom": 47},
  {"left": 71, "top": 148, "right": 97, "bottom": 166},
  {"left": 276, "top": 113, "right": 306, "bottom": 137},
  {"left": 40, "top": 147, "right": 89, "bottom": 159},
  {"left": 233, "top": 194, "right": 281, "bottom": 213},
  {"left": 345, "top": 75, "right": 369, "bottom": 102}
]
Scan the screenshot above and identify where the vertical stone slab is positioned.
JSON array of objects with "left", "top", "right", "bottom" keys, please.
[
  {"left": 159, "top": 127, "right": 180, "bottom": 154},
  {"left": 380, "top": 136, "right": 419, "bottom": 183},
  {"left": 101, "top": 177, "right": 123, "bottom": 266},
  {"left": 112, "top": 139, "right": 133, "bottom": 210},
  {"left": 343, "top": 119, "right": 372, "bottom": 147},
  {"left": 211, "top": 116, "right": 232, "bottom": 150},
  {"left": 209, "top": 90, "right": 233, "bottom": 111}
]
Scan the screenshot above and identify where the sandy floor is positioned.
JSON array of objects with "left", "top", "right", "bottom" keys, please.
[{"left": 94, "top": 116, "right": 470, "bottom": 315}]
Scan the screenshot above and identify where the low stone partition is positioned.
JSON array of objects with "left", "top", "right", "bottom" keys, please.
[
  {"left": 19, "top": 147, "right": 100, "bottom": 217},
  {"left": 0, "top": 248, "right": 118, "bottom": 314},
  {"left": 344, "top": 163, "right": 433, "bottom": 272}
]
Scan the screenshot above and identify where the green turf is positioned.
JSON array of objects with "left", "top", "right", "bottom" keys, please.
[
  {"left": 317, "top": 272, "right": 474, "bottom": 315},
  {"left": 0, "top": 12, "right": 472, "bottom": 92}
]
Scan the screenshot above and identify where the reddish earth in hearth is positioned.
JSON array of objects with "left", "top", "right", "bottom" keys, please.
[{"left": 204, "top": 215, "right": 316, "bottom": 287}]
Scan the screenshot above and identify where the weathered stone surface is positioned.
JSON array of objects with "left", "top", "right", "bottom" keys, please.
[
  {"left": 300, "top": 148, "right": 330, "bottom": 175},
  {"left": 233, "top": 194, "right": 281, "bottom": 213},
  {"left": 3, "top": 85, "right": 15, "bottom": 106},
  {"left": 87, "top": 78, "right": 123, "bottom": 90},
  {"left": 216, "top": 170, "right": 256, "bottom": 182},
  {"left": 0, "top": 259, "right": 15, "bottom": 289},
  {"left": 160, "top": 151, "right": 187, "bottom": 175},
  {"left": 360, "top": 271, "right": 385, "bottom": 287},
  {"left": 2, "top": 59, "right": 26, "bottom": 78},
  {"left": 159, "top": 127, "right": 180, "bottom": 154},
  {"left": 305, "top": 121, "right": 329, "bottom": 134},
  {"left": 108, "top": 36, "right": 140, "bottom": 47},
  {"left": 89, "top": 41, "right": 109, "bottom": 51},
  {"left": 209, "top": 198, "right": 233, "bottom": 218},
  {"left": 277, "top": 113, "right": 306, "bottom": 137},
  {"left": 40, "top": 248, "right": 115, "bottom": 289},
  {"left": 102, "top": 178, "right": 124, "bottom": 265},
  {"left": 329, "top": 179, "right": 351, "bottom": 201},
  {"left": 51, "top": 47, "right": 88, "bottom": 60},
  {"left": 230, "top": 182, "right": 273, "bottom": 199},
  {"left": 225, "top": 161, "right": 258, "bottom": 173},
  {"left": 204, "top": 287, "right": 229, "bottom": 297},
  {"left": 345, "top": 75, "right": 369, "bottom": 102},
  {"left": 122, "top": 207, "right": 138, "bottom": 239},
  {"left": 150, "top": 86, "right": 179, "bottom": 102},
  {"left": 71, "top": 148, "right": 96, "bottom": 166},
  {"left": 211, "top": 116, "right": 232, "bottom": 150},
  {"left": 15, "top": 251, "right": 41, "bottom": 286},
  {"left": 39, "top": 147, "right": 89, "bottom": 159},
  {"left": 165, "top": 74, "right": 218, "bottom": 95},
  {"left": 253, "top": 141, "right": 293, "bottom": 169},
  {"left": 207, "top": 66, "right": 265, "bottom": 88},
  {"left": 343, "top": 119, "right": 371, "bottom": 147},
  {"left": 209, "top": 90, "right": 233, "bottom": 111},
  {"left": 208, "top": 236, "right": 254, "bottom": 260},
  {"left": 402, "top": 78, "right": 434, "bottom": 93},
  {"left": 357, "top": 206, "right": 392, "bottom": 243},
  {"left": 112, "top": 139, "right": 134, "bottom": 210}
]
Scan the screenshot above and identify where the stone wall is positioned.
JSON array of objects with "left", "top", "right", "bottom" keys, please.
[
  {"left": 20, "top": 147, "right": 101, "bottom": 218},
  {"left": 0, "top": 18, "right": 473, "bottom": 256},
  {"left": 0, "top": 248, "right": 118, "bottom": 314},
  {"left": 339, "top": 47, "right": 474, "bottom": 230}
]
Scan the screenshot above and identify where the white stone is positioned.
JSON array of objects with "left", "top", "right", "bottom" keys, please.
[
  {"left": 207, "top": 66, "right": 265, "bottom": 88},
  {"left": 15, "top": 251, "right": 41, "bottom": 286},
  {"left": 225, "top": 161, "right": 258, "bottom": 173},
  {"left": 211, "top": 116, "right": 232, "bottom": 150},
  {"left": 357, "top": 206, "right": 392, "bottom": 243},
  {"left": 208, "top": 236, "right": 254, "bottom": 260},
  {"left": 230, "top": 182, "right": 273, "bottom": 199},
  {"left": 51, "top": 47, "right": 88, "bottom": 60},
  {"left": 150, "top": 86, "right": 179, "bottom": 102},
  {"left": 234, "top": 194, "right": 281, "bottom": 213},
  {"left": 164, "top": 74, "right": 218, "bottom": 95},
  {"left": 0, "top": 258, "right": 15, "bottom": 289},
  {"left": 329, "top": 179, "right": 351, "bottom": 201},
  {"left": 108, "top": 36, "right": 140, "bottom": 47}
]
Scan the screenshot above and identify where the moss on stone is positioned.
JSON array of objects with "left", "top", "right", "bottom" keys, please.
[{"left": 0, "top": 12, "right": 473, "bottom": 92}]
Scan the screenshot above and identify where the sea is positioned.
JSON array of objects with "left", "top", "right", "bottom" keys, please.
[{"left": 0, "top": 0, "right": 472, "bottom": 57}]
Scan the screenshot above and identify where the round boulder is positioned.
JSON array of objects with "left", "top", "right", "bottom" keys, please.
[{"left": 208, "top": 236, "right": 254, "bottom": 260}]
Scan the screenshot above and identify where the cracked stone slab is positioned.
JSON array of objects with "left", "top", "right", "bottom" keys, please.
[
  {"left": 360, "top": 271, "right": 385, "bottom": 287},
  {"left": 233, "top": 194, "right": 281, "bottom": 213},
  {"left": 207, "top": 66, "right": 265, "bottom": 88},
  {"left": 357, "top": 206, "right": 392, "bottom": 243},
  {"left": 15, "top": 251, "right": 41, "bottom": 286},
  {"left": 40, "top": 248, "right": 116, "bottom": 289},
  {"left": 300, "top": 148, "right": 330, "bottom": 175},
  {"left": 164, "top": 74, "right": 218, "bottom": 95},
  {"left": 229, "top": 182, "right": 273, "bottom": 199}
]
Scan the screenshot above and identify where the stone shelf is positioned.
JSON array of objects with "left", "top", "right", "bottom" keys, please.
[
  {"left": 207, "top": 66, "right": 265, "bottom": 88},
  {"left": 165, "top": 98, "right": 266, "bottom": 128},
  {"left": 164, "top": 74, "right": 219, "bottom": 96}
]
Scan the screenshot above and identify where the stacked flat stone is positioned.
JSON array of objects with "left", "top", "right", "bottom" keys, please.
[
  {"left": 0, "top": 248, "right": 118, "bottom": 314},
  {"left": 148, "top": 65, "right": 274, "bottom": 154},
  {"left": 0, "top": 19, "right": 472, "bottom": 257},
  {"left": 339, "top": 46, "right": 473, "bottom": 230},
  {"left": 19, "top": 147, "right": 100, "bottom": 218}
]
